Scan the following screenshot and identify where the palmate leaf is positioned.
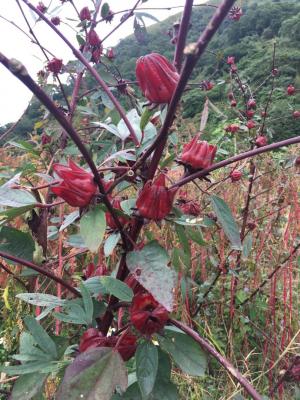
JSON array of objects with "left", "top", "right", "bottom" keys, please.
[{"left": 57, "top": 348, "right": 127, "bottom": 400}]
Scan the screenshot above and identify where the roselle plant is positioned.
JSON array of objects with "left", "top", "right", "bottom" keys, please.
[{"left": 0, "top": 0, "right": 299, "bottom": 399}]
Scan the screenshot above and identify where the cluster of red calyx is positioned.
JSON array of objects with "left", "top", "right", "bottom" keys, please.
[
  {"left": 130, "top": 292, "right": 169, "bottom": 336},
  {"left": 179, "top": 135, "right": 217, "bottom": 171},
  {"left": 106, "top": 196, "right": 129, "bottom": 229},
  {"left": 287, "top": 84, "right": 296, "bottom": 96},
  {"left": 51, "top": 16, "right": 60, "bottom": 26},
  {"left": 37, "top": 1, "right": 47, "bottom": 13},
  {"left": 247, "top": 98, "right": 256, "bottom": 109},
  {"left": 177, "top": 192, "right": 201, "bottom": 216},
  {"left": 79, "top": 6, "right": 91, "bottom": 21},
  {"left": 51, "top": 160, "right": 97, "bottom": 207},
  {"left": 228, "top": 6, "right": 243, "bottom": 21},
  {"left": 84, "top": 262, "right": 108, "bottom": 279},
  {"left": 225, "top": 124, "right": 239, "bottom": 133},
  {"left": 136, "top": 174, "right": 177, "bottom": 220},
  {"left": 201, "top": 80, "right": 214, "bottom": 91},
  {"left": 230, "top": 170, "right": 242, "bottom": 182},
  {"left": 255, "top": 135, "right": 268, "bottom": 147},
  {"left": 47, "top": 58, "right": 63, "bottom": 74},
  {"left": 136, "top": 53, "right": 179, "bottom": 104},
  {"left": 79, "top": 328, "right": 137, "bottom": 361}
]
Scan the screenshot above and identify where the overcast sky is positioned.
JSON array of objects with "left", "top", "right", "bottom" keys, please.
[{"left": 0, "top": 0, "right": 204, "bottom": 126}]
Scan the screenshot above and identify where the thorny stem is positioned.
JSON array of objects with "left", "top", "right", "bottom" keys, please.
[
  {"left": 21, "top": 0, "right": 139, "bottom": 146},
  {"left": 0, "top": 52, "right": 129, "bottom": 247},
  {"left": 170, "top": 319, "right": 263, "bottom": 400},
  {"left": 0, "top": 251, "right": 80, "bottom": 297}
]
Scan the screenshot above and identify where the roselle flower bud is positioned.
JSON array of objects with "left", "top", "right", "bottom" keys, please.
[
  {"left": 246, "top": 120, "right": 256, "bottom": 129},
  {"left": 51, "top": 159, "right": 97, "bottom": 207},
  {"left": 247, "top": 98, "right": 256, "bottom": 109},
  {"left": 106, "top": 196, "right": 129, "bottom": 229},
  {"left": 287, "top": 85, "right": 295, "bottom": 96},
  {"left": 79, "top": 328, "right": 137, "bottom": 361},
  {"left": 225, "top": 124, "right": 239, "bottom": 133},
  {"left": 293, "top": 110, "right": 300, "bottom": 119},
  {"left": 230, "top": 170, "right": 242, "bottom": 182},
  {"left": 51, "top": 16, "right": 60, "bottom": 25},
  {"left": 47, "top": 58, "right": 63, "bottom": 74},
  {"left": 179, "top": 135, "right": 217, "bottom": 170},
  {"left": 37, "top": 2, "right": 47, "bottom": 13},
  {"left": 79, "top": 6, "right": 91, "bottom": 21},
  {"left": 88, "top": 30, "right": 101, "bottom": 47},
  {"left": 229, "top": 6, "right": 243, "bottom": 21},
  {"left": 130, "top": 292, "right": 169, "bottom": 335},
  {"left": 136, "top": 53, "right": 179, "bottom": 104},
  {"left": 136, "top": 174, "right": 177, "bottom": 220},
  {"left": 227, "top": 56, "right": 235, "bottom": 65},
  {"left": 255, "top": 135, "right": 267, "bottom": 147}
]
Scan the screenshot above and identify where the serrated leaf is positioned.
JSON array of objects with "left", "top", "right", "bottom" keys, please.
[
  {"left": 24, "top": 316, "right": 57, "bottom": 359},
  {"left": 159, "top": 329, "right": 207, "bottom": 377},
  {"left": 126, "top": 241, "right": 176, "bottom": 311},
  {"left": 80, "top": 206, "right": 106, "bottom": 253},
  {"left": 57, "top": 348, "right": 127, "bottom": 400},
  {"left": 136, "top": 342, "right": 158, "bottom": 398},
  {"left": 210, "top": 195, "right": 242, "bottom": 250},
  {"left": 99, "top": 276, "right": 133, "bottom": 301}
]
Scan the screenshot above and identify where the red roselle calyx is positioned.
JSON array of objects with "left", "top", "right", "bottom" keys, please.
[
  {"left": 225, "top": 124, "right": 240, "bottom": 133},
  {"left": 255, "top": 135, "right": 268, "bottom": 147},
  {"left": 230, "top": 170, "right": 242, "bottom": 182},
  {"left": 136, "top": 53, "right": 179, "bottom": 104},
  {"left": 37, "top": 2, "right": 47, "bottom": 13},
  {"left": 179, "top": 135, "right": 217, "bottom": 170},
  {"left": 106, "top": 197, "right": 129, "bottom": 229},
  {"left": 287, "top": 84, "right": 295, "bottom": 96},
  {"left": 246, "top": 120, "right": 256, "bottom": 129},
  {"left": 246, "top": 110, "right": 255, "bottom": 119},
  {"left": 84, "top": 263, "right": 108, "bottom": 279},
  {"left": 51, "top": 159, "right": 97, "bottom": 207},
  {"left": 293, "top": 111, "right": 300, "bottom": 119},
  {"left": 51, "top": 16, "right": 60, "bottom": 26},
  {"left": 229, "top": 6, "right": 243, "bottom": 21},
  {"left": 47, "top": 58, "right": 63, "bottom": 74},
  {"left": 227, "top": 56, "right": 235, "bottom": 65},
  {"left": 130, "top": 292, "right": 169, "bottom": 336},
  {"left": 230, "top": 100, "right": 237, "bottom": 107},
  {"left": 201, "top": 80, "right": 214, "bottom": 91},
  {"left": 79, "top": 6, "right": 91, "bottom": 21},
  {"left": 106, "top": 48, "right": 115, "bottom": 60},
  {"left": 247, "top": 98, "right": 256, "bottom": 109},
  {"left": 88, "top": 30, "right": 101, "bottom": 47},
  {"left": 79, "top": 329, "right": 137, "bottom": 361},
  {"left": 136, "top": 174, "right": 177, "bottom": 221},
  {"left": 179, "top": 199, "right": 201, "bottom": 216}
]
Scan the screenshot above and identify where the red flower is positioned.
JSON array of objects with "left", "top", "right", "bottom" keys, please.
[
  {"left": 51, "top": 16, "right": 60, "bottom": 26},
  {"left": 136, "top": 174, "right": 177, "bottom": 220},
  {"left": 246, "top": 120, "right": 256, "bottom": 129},
  {"left": 287, "top": 85, "right": 295, "bottom": 96},
  {"left": 51, "top": 160, "right": 97, "bottom": 207},
  {"left": 255, "top": 136, "right": 267, "bottom": 147},
  {"left": 227, "top": 56, "right": 235, "bottom": 65},
  {"left": 293, "top": 110, "right": 300, "bottom": 119},
  {"left": 179, "top": 135, "right": 217, "bottom": 170},
  {"left": 229, "top": 6, "right": 243, "bottom": 21},
  {"left": 106, "top": 197, "right": 129, "bottom": 229},
  {"left": 88, "top": 30, "right": 101, "bottom": 46},
  {"left": 47, "top": 58, "right": 63, "bottom": 74},
  {"left": 247, "top": 98, "right": 256, "bottom": 109},
  {"left": 79, "top": 6, "right": 91, "bottom": 21},
  {"left": 37, "top": 2, "right": 47, "bottom": 13},
  {"left": 136, "top": 53, "right": 179, "bottom": 104},
  {"left": 130, "top": 292, "right": 169, "bottom": 335},
  {"left": 225, "top": 124, "right": 240, "bottom": 133},
  {"left": 79, "top": 328, "right": 137, "bottom": 361},
  {"left": 230, "top": 170, "right": 242, "bottom": 182}
]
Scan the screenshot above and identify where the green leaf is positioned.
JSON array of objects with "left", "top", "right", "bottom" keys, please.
[
  {"left": 210, "top": 195, "right": 242, "bottom": 250},
  {"left": 0, "top": 226, "right": 35, "bottom": 262},
  {"left": 126, "top": 241, "right": 176, "bottom": 311},
  {"left": 159, "top": 329, "right": 207, "bottom": 377},
  {"left": 242, "top": 233, "right": 253, "bottom": 258},
  {"left": 136, "top": 342, "right": 158, "bottom": 398},
  {"left": 59, "top": 210, "right": 80, "bottom": 231},
  {"left": 0, "top": 204, "right": 35, "bottom": 223},
  {"left": 99, "top": 276, "right": 133, "bottom": 301},
  {"left": 140, "top": 107, "right": 153, "bottom": 131},
  {"left": 57, "top": 348, "right": 127, "bottom": 400},
  {"left": 0, "top": 188, "right": 37, "bottom": 207},
  {"left": 17, "top": 293, "right": 66, "bottom": 307},
  {"left": 101, "top": 2, "right": 110, "bottom": 18},
  {"left": 104, "top": 232, "right": 120, "bottom": 257},
  {"left": 53, "top": 301, "right": 90, "bottom": 325},
  {"left": 80, "top": 206, "right": 106, "bottom": 253},
  {"left": 0, "top": 361, "right": 59, "bottom": 375},
  {"left": 186, "top": 227, "right": 206, "bottom": 246},
  {"left": 24, "top": 316, "right": 57, "bottom": 359},
  {"left": 10, "top": 373, "right": 47, "bottom": 400},
  {"left": 80, "top": 282, "right": 94, "bottom": 325}
]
